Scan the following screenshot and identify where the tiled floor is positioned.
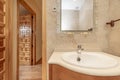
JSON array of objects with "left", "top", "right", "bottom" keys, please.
[{"left": 19, "top": 64, "right": 42, "bottom": 80}]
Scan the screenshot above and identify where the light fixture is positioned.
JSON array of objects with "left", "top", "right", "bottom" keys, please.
[
  {"left": 73, "top": 0, "right": 77, "bottom": 1},
  {"left": 19, "top": 25, "right": 31, "bottom": 37}
]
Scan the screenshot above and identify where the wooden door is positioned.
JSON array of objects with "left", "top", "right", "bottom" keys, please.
[
  {"left": 0, "top": 0, "right": 7, "bottom": 80},
  {"left": 19, "top": 14, "right": 33, "bottom": 65}
]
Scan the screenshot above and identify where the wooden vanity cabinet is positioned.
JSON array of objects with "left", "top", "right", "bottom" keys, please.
[{"left": 49, "top": 64, "right": 120, "bottom": 80}]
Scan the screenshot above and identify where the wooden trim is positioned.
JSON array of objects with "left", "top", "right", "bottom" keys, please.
[
  {"left": 31, "top": 15, "right": 33, "bottom": 65},
  {"left": 17, "top": 0, "right": 19, "bottom": 80},
  {"left": 42, "top": 0, "right": 47, "bottom": 80},
  {"left": 32, "top": 15, "right": 36, "bottom": 65},
  {"left": 36, "top": 58, "right": 42, "bottom": 64},
  {"left": 7, "top": 0, "right": 13, "bottom": 79}
]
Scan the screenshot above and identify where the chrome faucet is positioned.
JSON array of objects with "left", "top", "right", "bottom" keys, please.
[{"left": 77, "top": 45, "right": 84, "bottom": 61}]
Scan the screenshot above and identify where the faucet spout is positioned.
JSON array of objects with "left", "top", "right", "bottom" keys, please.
[
  {"left": 77, "top": 45, "right": 84, "bottom": 53},
  {"left": 78, "top": 45, "right": 82, "bottom": 49},
  {"left": 77, "top": 57, "right": 81, "bottom": 61},
  {"left": 77, "top": 45, "right": 84, "bottom": 61}
]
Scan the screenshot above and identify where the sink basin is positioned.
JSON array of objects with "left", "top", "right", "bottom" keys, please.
[{"left": 62, "top": 52, "right": 118, "bottom": 69}]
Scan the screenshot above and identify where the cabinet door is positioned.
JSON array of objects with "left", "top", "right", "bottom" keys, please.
[{"left": 49, "top": 64, "right": 120, "bottom": 80}]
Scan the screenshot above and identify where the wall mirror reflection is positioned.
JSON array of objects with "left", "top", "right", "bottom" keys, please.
[{"left": 61, "top": 0, "right": 94, "bottom": 32}]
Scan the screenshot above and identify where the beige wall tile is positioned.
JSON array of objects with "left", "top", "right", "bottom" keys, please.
[{"left": 46, "top": 0, "right": 120, "bottom": 59}]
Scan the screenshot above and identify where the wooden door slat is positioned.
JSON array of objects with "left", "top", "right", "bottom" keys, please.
[
  {"left": 0, "top": 58, "right": 5, "bottom": 62},
  {"left": 0, "top": 0, "right": 5, "bottom": 4},
  {"left": 0, "top": 47, "right": 5, "bottom": 51},
  {"left": 0, "top": 34, "right": 5, "bottom": 38},
  {"left": 0, "top": 22, "right": 5, "bottom": 27},
  {"left": 0, "top": 10, "right": 5, "bottom": 16},
  {"left": 0, "top": 69, "right": 5, "bottom": 74}
]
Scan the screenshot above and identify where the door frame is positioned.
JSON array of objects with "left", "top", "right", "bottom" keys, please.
[
  {"left": 17, "top": 0, "right": 36, "bottom": 79},
  {"left": 42, "top": 0, "right": 47, "bottom": 80}
]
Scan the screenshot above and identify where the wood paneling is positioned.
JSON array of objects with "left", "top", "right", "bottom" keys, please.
[{"left": 49, "top": 64, "right": 120, "bottom": 80}]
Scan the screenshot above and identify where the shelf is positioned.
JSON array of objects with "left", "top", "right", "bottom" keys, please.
[{"left": 0, "top": 11, "right": 5, "bottom": 16}]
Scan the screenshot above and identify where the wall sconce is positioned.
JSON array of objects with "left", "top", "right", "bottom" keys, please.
[{"left": 19, "top": 25, "right": 31, "bottom": 37}]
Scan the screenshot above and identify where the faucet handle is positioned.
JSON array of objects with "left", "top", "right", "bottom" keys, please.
[
  {"left": 77, "top": 45, "right": 82, "bottom": 49},
  {"left": 81, "top": 48, "right": 84, "bottom": 51},
  {"left": 77, "top": 45, "right": 84, "bottom": 51}
]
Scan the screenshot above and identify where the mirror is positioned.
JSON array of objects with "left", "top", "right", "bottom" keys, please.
[{"left": 61, "top": 0, "right": 94, "bottom": 32}]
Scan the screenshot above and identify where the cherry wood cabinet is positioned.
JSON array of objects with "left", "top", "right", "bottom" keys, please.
[{"left": 49, "top": 64, "right": 120, "bottom": 80}]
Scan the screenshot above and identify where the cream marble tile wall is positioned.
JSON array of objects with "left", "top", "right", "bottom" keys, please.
[
  {"left": 94, "top": 0, "right": 109, "bottom": 51},
  {"left": 47, "top": 0, "right": 120, "bottom": 60},
  {"left": 46, "top": 0, "right": 58, "bottom": 59},
  {"left": 107, "top": 0, "right": 120, "bottom": 56}
]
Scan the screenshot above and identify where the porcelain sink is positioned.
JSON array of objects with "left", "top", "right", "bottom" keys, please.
[{"left": 62, "top": 52, "right": 118, "bottom": 69}]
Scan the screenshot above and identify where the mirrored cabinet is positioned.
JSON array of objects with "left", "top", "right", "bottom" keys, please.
[{"left": 60, "top": 0, "right": 94, "bottom": 32}]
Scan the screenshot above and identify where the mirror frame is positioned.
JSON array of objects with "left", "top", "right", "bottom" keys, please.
[{"left": 60, "top": 0, "right": 95, "bottom": 32}]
